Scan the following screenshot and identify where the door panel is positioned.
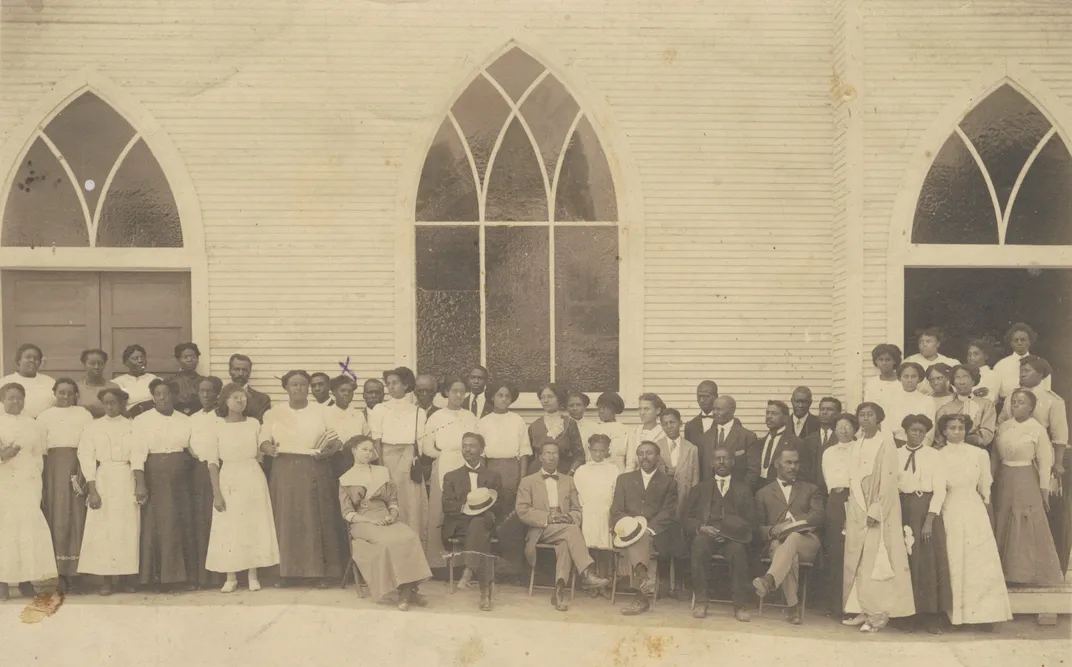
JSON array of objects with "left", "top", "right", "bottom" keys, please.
[
  {"left": 1, "top": 271, "right": 101, "bottom": 378},
  {"left": 100, "top": 272, "right": 191, "bottom": 379}
]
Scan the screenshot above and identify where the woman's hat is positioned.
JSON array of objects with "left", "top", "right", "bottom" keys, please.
[
  {"left": 612, "top": 516, "right": 649, "bottom": 548},
  {"left": 710, "top": 515, "right": 752, "bottom": 544},
  {"left": 463, "top": 487, "right": 498, "bottom": 516}
]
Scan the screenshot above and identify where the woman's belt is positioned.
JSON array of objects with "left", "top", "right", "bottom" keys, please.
[{"left": 1002, "top": 460, "right": 1034, "bottom": 468}]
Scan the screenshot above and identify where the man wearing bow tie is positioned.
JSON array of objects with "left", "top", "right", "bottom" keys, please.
[
  {"left": 694, "top": 395, "right": 760, "bottom": 489},
  {"left": 516, "top": 440, "right": 610, "bottom": 611},
  {"left": 757, "top": 400, "right": 803, "bottom": 492},
  {"left": 753, "top": 447, "right": 824, "bottom": 625},
  {"left": 800, "top": 397, "right": 842, "bottom": 487},
  {"left": 684, "top": 381, "right": 718, "bottom": 459}
]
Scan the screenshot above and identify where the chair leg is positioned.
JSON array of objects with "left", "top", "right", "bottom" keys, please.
[
  {"left": 690, "top": 589, "right": 695, "bottom": 610},
  {"left": 341, "top": 560, "right": 353, "bottom": 590},
  {"left": 448, "top": 552, "right": 455, "bottom": 594},
  {"left": 800, "top": 569, "right": 808, "bottom": 619},
  {"left": 569, "top": 568, "right": 576, "bottom": 602},
  {"left": 610, "top": 552, "right": 617, "bottom": 604},
  {"left": 528, "top": 563, "right": 536, "bottom": 597},
  {"left": 652, "top": 562, "right": 659, "bottom": 609}
]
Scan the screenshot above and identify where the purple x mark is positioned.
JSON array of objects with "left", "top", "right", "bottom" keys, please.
[{"left": 338, "top": 356, "right": 357, "bottom": 382}]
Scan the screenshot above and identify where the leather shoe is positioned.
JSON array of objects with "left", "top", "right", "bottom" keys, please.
[
  {"left": 553, "top": 583, "right": 569, "bottom": 612},
  {"left": 478, "top": 582, "right": 492, "bottom": 612},
  {"left": 621, "top": 594, "right": 650, "bottom": 616},
  {"left": 692, "top": 605, "right": 708, "bottom": 619},
  {"left": 787, "top": 604, "right": 802, "bottom": 625},
  {"left": 752, "top": 574, "right": 774, "bottom": 598},
  {"left": 581, "top": 571, "right": 610, "bottom": 589},
  {"left": 735, "top": 607, "right": 751, "bottom": 623}
]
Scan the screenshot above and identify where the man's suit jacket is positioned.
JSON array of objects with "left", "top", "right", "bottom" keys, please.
[
  {"left": 441, "top": 463, "right": 504, "bottom": 540},
  {"left": 662, "top": 438, "right": 699, "bottom": 519},
  {"left": 516, "top": 470, "right": 583, "bottom": 565},
  {"left": 684, "top": 413, "right": 717, "bottom": 470},
  {"left": 245, "top": 387, "right": 272, "bottom": 423},
  {"left": 792, "top": 413, "right": 820, "bottom": 440},
  {"left": 682, "top": 476, "right": 757, "bottom": 541},
  {"left": 756, "top": 428, "right": 803, "bottom": 490},
  {"left": 754, "top": 478, "right": 824, "bottom": 546},
  {"left": 696, "top": 419, "right": 760, "bottom": 488},
  {"left": 462, "top": 392, "right": 494, "bottom": 419},
  {"left": 610, "top": 468, "right": 679, "bottom": 554},
  {"left": 800, "top": 427, "right": 835, "bottom": 489}
]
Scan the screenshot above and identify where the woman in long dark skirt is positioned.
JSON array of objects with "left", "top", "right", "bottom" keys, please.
[
  {"left": 820, "top": 413, "right": 855, "bottom": 618},
  {"left": 133, "top": 379, "right": 196, "bottom": 590},
  {"left": 189, "top": 376, "right": 225, "bottom": 588},
  {"left": 897, "top": 414, "right": 952, "bottom": 633},
  {"left": 258, "top": 370, "right": 347, "bottom": 588},
  {"left": 36, "top": 378, "right": 93, "bottom": 591}
]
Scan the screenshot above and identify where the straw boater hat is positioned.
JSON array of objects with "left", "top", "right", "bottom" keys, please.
[
  {"left": 612, "top": 516, "right": 649, "bottom": 548},
  {"left": 463, "top": 488, "right": 498, "bottom": 516}
]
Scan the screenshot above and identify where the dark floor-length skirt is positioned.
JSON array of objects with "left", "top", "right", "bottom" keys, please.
[
  {"left": 1047, "top": 450, "right": 1072, "bottom": 574},
  {"left": 43, "top": 448, "right": 86, "bottom": 577},
  {"left": 995, "top": 465, "right": 1064, "bottom": 585},
  {"left": 900, "top": 492, "right": 952, "bottom": 614},
  {"left": 269, "top": 454, "right": 345, "bottom": 580},
  {"left": 190, "top": 460, "right": 222, "bottom": 586},
  {"left": 140, "top": 452, "right": 197, "bottom": 585},
  {"left": 822, "top": 488, "right": 848, "bottom": 614}
]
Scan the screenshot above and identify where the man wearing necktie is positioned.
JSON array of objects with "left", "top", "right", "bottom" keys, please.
[
  {"left": 684, "top": 444, "right": 757, "bottom": 621},
  {"left": 753, "top": 448, "right": 825, "bottom": 625},
  {"left": 800, "top": 397, "right": 842, "bottom": 488},
  {"left": 516, "top": 440, "right": 610, "bottom": 611},
  {"left": 695, "top": 395, "right": 761, "bottom": 488},
  {"left": 790, "top": 387, "right": 820, "bottom": 439},
  {"left": 757, "top": 401, "right": 802, "bottom": 492},
  {"left": 462, "top": 365, "right": 492, "bottom": 418}
]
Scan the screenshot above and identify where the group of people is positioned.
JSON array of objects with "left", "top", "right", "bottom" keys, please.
[{"left": 0, "top": 321, "right": 1066, "bottom": 632}]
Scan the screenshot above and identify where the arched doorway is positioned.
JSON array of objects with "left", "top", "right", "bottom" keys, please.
[
  {"left": 889, "top": 76, "right": 1072, "bottom": 402},
  {"left": 0, "top": 72, "right": 207, "bottom": 379}
]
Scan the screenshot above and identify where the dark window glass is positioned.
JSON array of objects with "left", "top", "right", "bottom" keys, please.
[
  {"left": 451, "top": 75, "right": 510, "bottom": 185},
  {"left": 485, "top": 118, "right": 548, "bottom": 221},
  {"left": 43, "top": 92, "right": 136, "bottom": 216},
  {"left": 486, "top": 47, "right": 546, "bottom": 102},
  {"left": 1006, "top": 134, "right": 1072, "bottom": 245},
  {"left": 416, "top": 226, "right": 480, "bottom": 378},
  {"left": 485, "top": 226, "right": 550, "bottom": 391},
  {"left": 521, "top": 75, "right": 580, "bottom": 183},
  {"left": 554, "top": 116, "right": 618, "bottom": 222},
  {"left": 1, "top": 138, "right": 89, "bottom": 247},
  {"left": 554, "top": 226, "right": 619, "bottom": 391},
  {"left": 96, "top": 139, "right": 182, "bottom": 247},
  {"left": 958, "top": 85, "right": 1051, "bottom": 214},
  {"left": 416, "top": 119, "right": 479, "bottom": 222},
  {"left": 911, "top": 132, "right": 998, "bottom": 244}
]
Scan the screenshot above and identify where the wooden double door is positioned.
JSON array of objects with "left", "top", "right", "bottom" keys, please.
[{"left": 2, "top": 271, "right": 192, "bottom": 379}]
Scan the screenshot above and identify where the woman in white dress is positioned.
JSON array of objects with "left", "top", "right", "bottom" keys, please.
[
  {"left": 112, "top": 344, "right": 160, "bottom": 418},
  {"left": 994, "top": 323, "right": 1050, "bottom": 401},
  {"left": 935, "top": 413, "right": 1012, "bottom": 627},
  {"left": 368, "top": 368, "right": 427, "bottom": 546},
  {"left": 886, "top": 362, "right": 934, "bottom": 445},
  {"left": 904, "top": 328, "right": 960, "bottom": 397},
  {"left": 37, "top": 379, "right": 94, "bottom": 590},
  {"left": 205, "top": 383, "right": 280, "bottom": 592},
  {"left": 573, "top": 433, "right": 620, "bottom": 587},
  {"left": 477, "top": 382, "right": 527, "bottom": 520},
  {"left": 0, "top": 343, "right": 56, "bottom": 418},
  {"left": 422, "top": 377, "right": 478, "bottom": 568},
  {"left": 595, "top": 392, "right": 630, "bottom": 472},
  {"left": 863, "top": 344, "right": 903, "bottom": 412},
  {"left": 0, "top": 382, "right": 58, "bottom": 600},
  {"left": 77, "top": 388, "right": 146, "bottom": 595}
]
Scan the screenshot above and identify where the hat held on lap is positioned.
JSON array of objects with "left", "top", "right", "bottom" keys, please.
[
  {"left": 463, "top": 487, "right": 498, "bottom": 516},
  {"left": 710, "top": 515, "right": 752, "bottom": 544},
  {"left": 612, "top": 516, "right": 649, "bottom": 548}
]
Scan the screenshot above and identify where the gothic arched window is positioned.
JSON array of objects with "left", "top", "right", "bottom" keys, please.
[
  {"left": 912, "top": 84, "right": 1072, "bottom": 246},
  {"left": 2, "top": 92, "right": 183, "bottom": 249},
  {"left": 415, "top": 47, "right": 619, "bottom": 392}
]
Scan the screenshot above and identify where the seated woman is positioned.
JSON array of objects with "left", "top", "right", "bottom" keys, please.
[
  {"left": 936, "top": 364, "right": 997, "bottom": 449},
  {"left": 340, "top": 437, "right": 432, "bottom": 611},
  {"left": 992, "top": 389, "right": 1063, "bottom": 586}
]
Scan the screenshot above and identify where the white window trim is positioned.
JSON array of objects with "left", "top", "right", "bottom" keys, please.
[
  {"left": 885, "top": 60, "right": 1072, "bottom": 352},
  {"left": 0, "top": 68, "right": 209, "bottom": 375},
  {"left": 395, "top": 38, "right": 645, "bottom": 410}
]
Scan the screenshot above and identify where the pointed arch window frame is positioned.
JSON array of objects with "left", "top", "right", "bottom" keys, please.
[
  {"left": 0, "top": 69, "right": 210, "bottom": 373},
  {"left": 886, "top": 62, "right": 1072, "bottom": 347},
  {"left": 396, "top": 41, "right": 645, "bottom": 409}
]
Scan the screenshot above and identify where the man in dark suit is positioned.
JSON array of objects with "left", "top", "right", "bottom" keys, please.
[
  {"left": 756, "top": 400, "right": 803, "bottom": 491},
  {"left": 790, "top": 387, "right": 820, "bottom": 439},
  {"left": 414, "top": 374, "right": 440, "bottom": 417},
  {"left": 753, "top": 447, "right": 824, "bottom": 625},
  {"left": 684, "top": 380, "right": 719, "bottom": 457},
  {"left": 609, "top": 441, "right": 679, "bottom": 615},
  {"left": 517, "top": 440, "right": 610, "bottom": 611},
  {"left": 684, "top": 443, "right": 756, "bottom": 622},
  {"left": 228, "top": 353, "right": 271, "bottom": 422},
  {"left": 461, "top": 365, "right": 494, "bottom": 418},
  {"left": 697, "top": 396, "right": 760, "bottom": 489},
  {"left": 442, "top": 432, "right": 503, "bottom": 610},
  {"left": 800, "top": 397, "right": 842, "bottom": 488}
]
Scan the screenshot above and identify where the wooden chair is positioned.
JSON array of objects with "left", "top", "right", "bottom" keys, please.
[
  {"left": 756, "top": 555, "right": 815, "bottom": 619},
  {"left": 609, "top": 550, "right": 671, "bottom": 609},
  {"left": 528, "top": 543, "right": 576, "bottom": 600},
  {"left": 341, "top": 549, "right": 368, "bottom": 598},
  {"left": 445, "top": 536, "right": 498, "bottom": 595}
]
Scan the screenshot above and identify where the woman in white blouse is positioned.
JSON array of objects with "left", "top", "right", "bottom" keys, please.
[
  {"left": 37, "top": 378, "right": 94, "bottom": 590},
  {"left": 994, "top": 323, "right": 1051, "bottom": 401},
  {"left": 478, "top": 382, "right": 527, "bottom": 517},
  {"left": 77, "top": 388, "right": 146, "bottom": 595},
  {"left": 112, "top": 344, "right": 160, "bottom": 418},
  {"left": 422, "top": 377, "right": 479, "bottom": 568},
  {"left": 886, "top": 362, "right": 934, "bottom": 445},
  {"left": 133, "top": 379, "right": 195, "bottom": 590},
  {"left": 820, "top": 412, "right": 855, "bottom": 618},
  {"left": 368, "top": 367, "right": 426, "bottom": 543},
  {"left": 0, "top": 343, "right": 55, "bottom": 418},
  {"left": 863, "top": 344, "right": 903, "bottom": 414}
]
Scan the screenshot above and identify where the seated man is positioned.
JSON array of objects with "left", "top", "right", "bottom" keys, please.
[
  {"left": 609, "top": 441, "right": 680, "bottom": 615},
  {"left": 753, "top": 447, "right": 824, "bottom": 625},
  {"left": 517, "top": 440, "right": 610, "bottom": 611},
  {"left": 441, "top": 432, "right": 503, "bottom": 611},
  {"left": 683, "top": 443, "right": 756, "bottom": 622}
]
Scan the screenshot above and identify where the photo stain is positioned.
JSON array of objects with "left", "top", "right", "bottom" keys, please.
[{"left": 20, "top": 591, "right": 64, "bottom": 624}]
